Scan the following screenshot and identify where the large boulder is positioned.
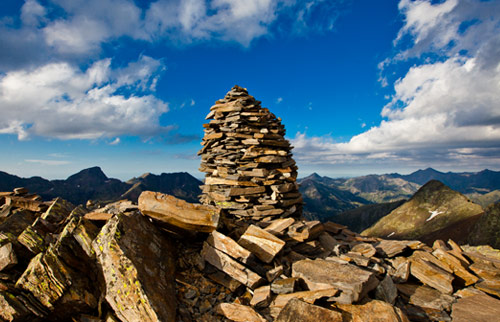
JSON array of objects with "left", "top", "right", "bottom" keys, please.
[
  {"left": 93, "top": 212, "right": 176, "bottom": 322},
  {"left": 15, "top": 214, "right": 100, "bottom": 320},
  {"left": 138, "top": 191, "right": 219, "bottom": 232}
]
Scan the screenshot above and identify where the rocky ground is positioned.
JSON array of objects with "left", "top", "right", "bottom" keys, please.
[{"left": 1, "top": 187, "right": 500, "bottom": 321}]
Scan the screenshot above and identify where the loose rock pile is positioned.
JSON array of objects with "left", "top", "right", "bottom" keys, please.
[
  {"left": 198, "top": 85, "right": 302, "bottom": 222},
  {"left": 2, "top": 187, "right": 500, "bottom": 321}
]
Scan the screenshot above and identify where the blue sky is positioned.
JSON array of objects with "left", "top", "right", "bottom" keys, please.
[{"left": 1, "top": 0, "right": 499, "bottom": 180}]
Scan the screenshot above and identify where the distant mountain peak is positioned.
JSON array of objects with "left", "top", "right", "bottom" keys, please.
[
  {"left": 303, "top": 173, "right": 323, "bottom": 181},
  {"left": 66, "top": 166, "right": 108, "bottom": 183}
]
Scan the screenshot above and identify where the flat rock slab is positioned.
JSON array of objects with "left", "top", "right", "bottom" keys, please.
[
  {"left": 250, "top": 285, "right": 271, "bottom": 307},
  {"left": 409, "top": 256, "right": 454, "bottom": 294},
  {"left": 270, "top": 288, "right": 338, "bottom": 318},
  {"left": 201, "top": 242, "right": 264, "bottom": 289},
  {"left": 264, "top": 218, "right": 295, "bottom": 235},
  {"left": 138, "top": 191, "right": 219, "bottom": 232},
  {"left": 215, "top": 303, "right": 266, "bottom": 322},
  {"left": 397, "top": 283, "right": 455, "bottom": 311},
  {"left": 351, "top": 243, "right": 377, "bottom": 258},
  {"left": 93, "top": 212, "right": 176, "bottom": 322},
  {"left": 276, "top": 298, "right": 342, "bottom": 322},
  {"left": 292, "top": 259, "right": 378, "bottom": 303},
  {"left": 451, "top": 291, "right": 500, "bottom": 322},
  {"left": 334, "top": 300, "right": 410, "bottom": 322},
  {"left": 238, "top": 224, "right": 285, "bottom": 263},
  {"left": 432, "top": 248, "right": 478, "bottom": 285},
  {"left": 374, "top": 240, "right": 415, "bottom": 257},
  {"left": 4, "top": 196, "right": 47, "bottom": 212},
  {"left": 206, "top": 231, "right": 252, "bottom": 264}
]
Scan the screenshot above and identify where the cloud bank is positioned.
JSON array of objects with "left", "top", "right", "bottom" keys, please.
[
  {"left": 292, "top": 0, "right": 500, "bottom": 170},
  {"left": 0, "top": 56, "right": 168, "bottom": 140}
]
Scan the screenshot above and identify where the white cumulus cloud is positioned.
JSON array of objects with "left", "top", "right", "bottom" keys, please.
[
  {"left": 0, "top": 56, "right": 169, "bottom": 140},
  {"left": 292, "top": 0, "right": 500, "bottom": 170}
]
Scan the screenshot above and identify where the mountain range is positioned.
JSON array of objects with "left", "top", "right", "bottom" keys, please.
[
  {"left": 298, "top": 168, "right": 500, "bottom": 224},
  {"left": 1, "top": 167, "right": 499, "bottom": 238},
  {"left": 0, "top": 167, "right": 202, "bottom": 205}
]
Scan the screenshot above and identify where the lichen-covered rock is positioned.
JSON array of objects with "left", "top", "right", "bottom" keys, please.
[
  {"left": 15, "top": 215, "right": 100, "bottom": 320},
  {"left": 41, "top": 198, "right": 74, "bottom": 224},
  {"left": 0, "top": 291, "right": 35, "bottom": 321},
  {"left": 93, "top": 212, "right": 176, "bottom": 322}
]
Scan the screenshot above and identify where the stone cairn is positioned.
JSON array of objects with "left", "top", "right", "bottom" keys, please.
[{"left": 198, "top": 85, "right": 302, "bottom": 222}]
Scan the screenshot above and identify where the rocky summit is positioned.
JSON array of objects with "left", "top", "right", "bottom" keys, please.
[{"left": 1, "top": 86, "right": 500, "bottom": 322}]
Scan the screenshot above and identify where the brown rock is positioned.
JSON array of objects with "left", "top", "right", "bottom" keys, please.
[
  {"left": 0, "top": 291, "right": 38, "bottom": 321},
  {"left": 16, "top": 216, "right": 99, "bottom": 320},
  {"left": 341, "top": 252, "right": 371, "bottom": 267},
  {"left": 0, "top": 243, "right": 17, "bottom": 271},
  {"left": 266, "top": 265, "right": 284, "bottom": 282},
  {"left": 432, "top": 248, "right": 479, "bottom": 286},
  {"left": 374, "top": 240, "right": 412, "bottom": 257},
  {"left": 201, "top": 242, "right": 264, "bottom": 289},
  {"left": 41, "top": 197, "right": 74, "bottom": 224},
  {"left": 276, "top": 298, "right": 342, "bottom": 322},
  {"left": 207, "top": 231, "right": 252, "bottom": 264},
  {"left": 93, "top": 212, "right": 176, "bottom": 322},
  {"left": 17, "top": 218, "right": 54, "bottom": 255},
  {"left": 84, "top": 212, "right": 113, "bottom": 221},
  {"left": 292, "top": 259, "right": 378, "bottom": 303},
  {"left": 451, "top": 291, "right": 500, "bottom": 322},
  {"left": 387, "top": 257, "right": 410, "bottom": 283},
  {"left": 351, "top": 243, "right": 377, "bottom": 258},
  {"left": 397, "top": 283, "right": 455, "bottom": 311},
  {"left": 270, "top": 288, "right": 338, "bottom": 316},
  {"left": 238, "top": 224, "right": 285, "bottom": 263},
  {"left": 375, "top": 275, "right": 397, "bottom": 305},
  {"left": 264, "top": 218, "right": 295, "bottom": 235},
  {"left": 207, "top": 271, "right": 243, "bottom": 292},
  {"left": 409, "top": 257, "right": 454, "bottom": 294},
  {"left": 271, "top": 277, "right": 299, "bottom": 294},
  {"left": 318, "top": 232, "right": 338, "bottom": 252},
  {"left": 227, "top": 186, "right": 266, "bottom": 196},
  {"left": 250, "top": 285, "right": 271, "bottom": 308},
  {"left": 323, "top": 222, "right": 346, "bottom": 234},
  {"left": 4, "top": 196, "right": 47, "bottom": 212},
  {"left": 334, "top": 300, "right": 410, "bottom": 322},
  {"left": 138, "top": 191, "right": 219, "bottom": 232},
  {"left": 475, "top": 280, "right": 500, "bottom": 297},
  {"left": 215, "top": 303, "right": 266, "bottom": 322},
  {"left": 411, "top": 250, "right": 453, "bottom": 273}
]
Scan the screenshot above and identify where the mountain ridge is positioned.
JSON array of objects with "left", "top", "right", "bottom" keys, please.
[{"left": 0, "top": 167, "right": 202, "bottom": 205}]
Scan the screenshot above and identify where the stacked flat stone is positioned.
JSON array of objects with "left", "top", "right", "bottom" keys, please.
[{"left": 198, "top": 85, "right": 302, "bottom": 221}]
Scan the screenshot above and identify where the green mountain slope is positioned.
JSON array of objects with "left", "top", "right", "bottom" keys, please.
[{"left": 362, "top": 180, "right": 484, "bottom": 243}]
